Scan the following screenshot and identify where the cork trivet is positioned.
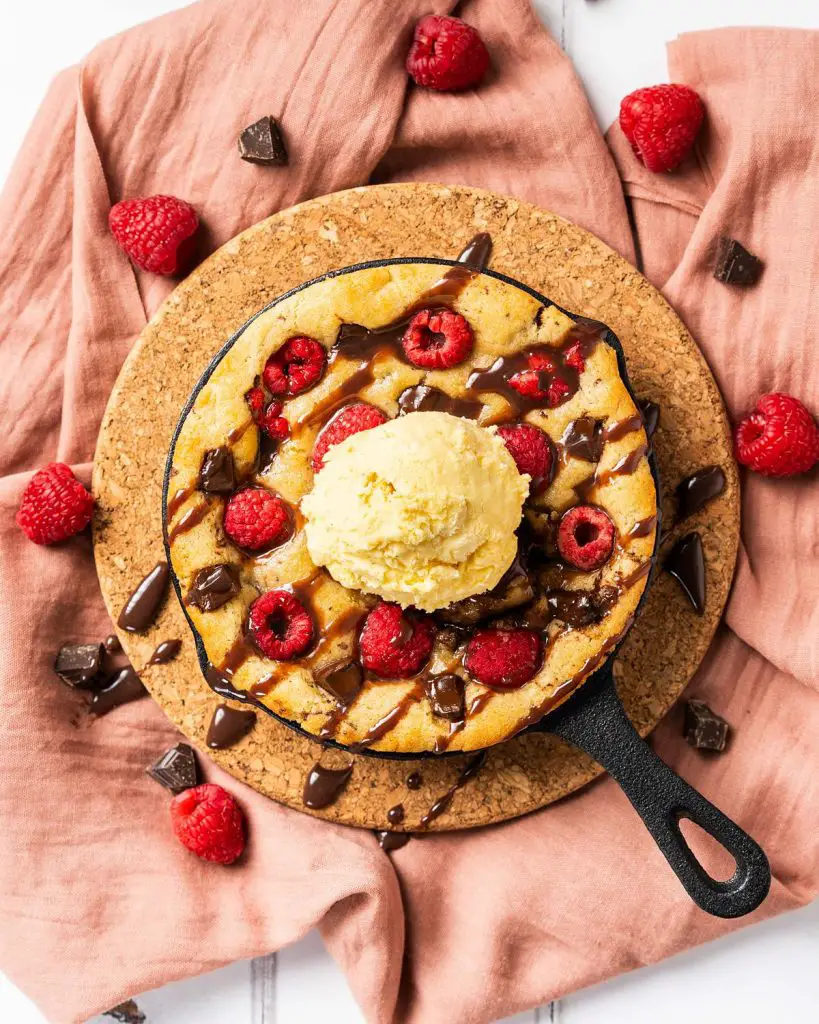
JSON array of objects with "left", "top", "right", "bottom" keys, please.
[{"left": 93, "top": 183, "right": 738, "bottom": 832}]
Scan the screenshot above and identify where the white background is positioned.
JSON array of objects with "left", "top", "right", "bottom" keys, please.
[{"left": 1, "top": 1, "right": 817, "bottom": 1022}]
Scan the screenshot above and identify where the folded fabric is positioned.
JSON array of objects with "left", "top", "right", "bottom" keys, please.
[{"left": 0, "top": 2, "right": 816, "bottom": 1021}]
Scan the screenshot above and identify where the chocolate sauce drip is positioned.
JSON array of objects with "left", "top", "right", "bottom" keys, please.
[
  {"left": 561, "top": 417, "right": 604, "bottom": 462},
  {"left": 351, "top": 683, "right": 424, "bottom": 750},
  {"left": 575, "top": 442, "right": 648, "bottom": 500},
  {"left": 638, "top": 399, "right": 660, "bottom": 439},
  {"left": 220, "top": 633, "right": 254, "bottom": 677},
  {"left": 226, "top": 419, "right": 254, "bottom": 446},
  {"left": 675, "top": 466, "right": 726, "bottom": 522},
  {"left": 187, "top": 564, "right": 241, "bottom": 612},
  {"left": 619, "top": 560, "right": 652, "bottom": 590},
  {"left": 436, "top": 555, "right": 534, "bottom": 626},
  {"left": 298, "top": 364, "right": 378, "bottom": 431},
  {"left": 419, "top": 753, "right": 486, "bottom": 829},
  {"left": 318, "top": 662, "right": 363, "bottom": 705},
  {"left": 103, "top": 634, "right": 121, "bottom": 654},
  {"left": 167, "top": 500, "right": 212, "bottom": 544},
  {"left": 206, "top": 704, "right": 256, "bottom": 749},
  {"left": 424, "top": 673, "right": 466, "bottom": 721},
  {"left": 303, "top": 763, "right": 353, "bottom": 809},
  {"left": 198, "top": 447, "right": 236, "bottom": 494},
  {"left": 90, "top": 666, "right": 147, "bottom": 715},
  {"left": 397, "top": 384, "right": 483, "bottom": 420},
  {"left": 387, "top": 804, "right": 406, "bottom": 825},
  {"left": 117, "top": 562, "right": 170, "bottom": 633},
  {"left": 376, "top": 830, "right": 411, "bottom": 852},
  {"left": 545, "top": 587, "right": 618, "bottom": 628},
  {"left": 249, "top": 673, "right": 280, "bottom": 698},
  {"left": 149, "top": 639, "right": 181, "bottom": 664},
  {"left": 664, "top": 533, "right": 705, "bottom": 614},
  {"left": 406, "top": 771, "right": 423, "bottom": 790},
  {"left": 602, "top": 414, "right": 644, "bottom": 443},
  {"left": 626, "top": 516, "right": 657, "bottom": 539},
  {"left": 466, "top": 326, "right": 601, "bottom": 414},
  {"left": 167, "top": 484, "right": 195, "bottom": 519},
  {"left": 205, "top": 663, "right": 260, "bottom": 705},
  {"left": 456, "top": 232, "right": 492, "bottom": 270}
]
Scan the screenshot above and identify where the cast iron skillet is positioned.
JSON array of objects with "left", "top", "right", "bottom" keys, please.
[{"left": 163, "top": 258, "right": 771, "bottom": 920}]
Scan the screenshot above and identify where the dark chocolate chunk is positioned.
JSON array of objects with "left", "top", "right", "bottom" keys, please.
[
  {"left": 148, "top": 639, "right": 182, "bottom": 664},
  {"left": 54, "top": 642, "right": 104, "bottom": 689},
  {"left": 561, "top": 417, "right": 604, "bottom": 463},
  {"left": 206, "top": 704, "right": 256, "bottom": 749},
  {"left": 397, "top": 384, "right": 482, "bottom": 420},
  {"left": 146, "top": 742, "right": 199, "bottom": 794},
  {"left": 437, "top": 556, "right": 534, "bottom": 626},
  {"left": 318, "top": 662, "right": 363, "bottom": 705},
  {"left": 675, "top": 465, "right": 726, "bottom": 522},
  {"left": 713, "top": 236, "right": 763, "bottom": 287},
  {"left": 104, "top": 634, "right": 121, "bottom": 654},
  {"left": 424, "top": 674, "right": 465, "bottom": 722},
  {"left": 187, "top": 563, "right": 240, "bottom": 611},
  {"left": 664, "top": 532, "right": 706, "bottom": 614},
  {"left": 198, "top": 447, "right": 235, "bottom": 495},
  {"left": 545, "top": 587, "right": 617, "bottom": 628},
  {"left": 238, "top": 115, "right": 288, "bottom": 166},
  {"left": 105, "top": 1001, "right": 146, "bottom": 1024},
  {"left": 89, "top": 666, "right": 147, "bottom": 715},
  {"left": 117, "top": 562, "right": 170, "bottom": 633},
  {"left": 684, "top": 700, "right": 729, "bottom": 752}
]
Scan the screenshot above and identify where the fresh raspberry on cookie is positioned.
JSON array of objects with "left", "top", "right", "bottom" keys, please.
[
  {"left": 248, "top": 589, "right": 314, "bottom": 660},
  {"left": 734, "top": 392, "right": 819, "bottom": 477},
  {"left": 359, "top": 602, "right": 436, "bottom": 678},
  {"left": 224, "top": 487, "right": 291, "bottom": 551},
  {"left": 557, "top": 505, "right": 615, "bottom": 571},
  {"left": 509, "top": 351, "right": 573, "bottom": 408},
  {"left": 170, "top": 783, "right": 246, "bottom": 864},
  {"left": 406, "top": 15, "right": 490, "bottom": 92},
  {"left": 619, "top": 84, "right": 705, "bottom": 174},
  {"left": 263, "top": 336, "right": 327, "bottom": 396},
  {"left": 311, "top": 403, "right": 388, "bottom": 472},
  {"left": 496, "top": 423, "right": 555, "bottom": 492},
  {"left": 401, "top": 309, "right": 474, "bottom": 369},
  {"left": 109, "top": 194, "right": 199, "bottom": 275},
  {"left": 563, "top": 338, "right": 587, "bottom": 372},
  {"left": 16, "top": 463, "right": 95, "bottom": 545},
  {"left": 464, "top": 628, "right": 542, "bottom": 688},
  {"left": 245, "top": 385, "right": 266, "bottom": 423}
]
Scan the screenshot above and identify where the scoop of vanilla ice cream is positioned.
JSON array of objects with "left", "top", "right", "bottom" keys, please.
[{"left": 301, "top": 411, "right": 529, "bottom": 612}]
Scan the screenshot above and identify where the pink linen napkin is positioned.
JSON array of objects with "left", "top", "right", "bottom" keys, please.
[{"left": 0, "top": 3, "right": 817, "bottom": 1021}]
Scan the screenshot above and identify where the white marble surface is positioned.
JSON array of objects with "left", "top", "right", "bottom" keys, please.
[{"left": 1, "top": 1, "right": 817, "bottom": 1021}]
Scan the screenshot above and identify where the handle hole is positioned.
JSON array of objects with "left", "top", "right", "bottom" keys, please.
[{"left": 677, "top": 816, "right": 737, "bottom": 882}]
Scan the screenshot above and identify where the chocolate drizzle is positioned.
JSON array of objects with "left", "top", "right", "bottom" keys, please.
[
  {"left": 90, "top": 666, "right": 147, "bottom": 715},
  {"left": 456, "top": 232, "right": 492, "bottom": 270},
  {"left": 675, "top": 466, "right": 725, "bottom": 522},
  {"left": 561, "top": 417, "right": 604, "bottom": 462},
  {"left": 626, "top": 516, "right": 657, "bottom": 539},
  {"left": 167, "top": 500, "right": 211, "bottom": 545},
  {"left": 117, "top": 562, "right": 170, "bottom": 633},
  {"left": 376, "top": 830, "right": 411, "bottom": 852},
  {"left": 664, "top": 533, "right": 705, "bottom": 614},
  {"left": 387, "top": 804, "right": 406, "bottom": 825},
  {"left": 419, "top": 753, "right": 486, "bottom": 828},
  {"left": 638, "top": 399, "right": 660, "bottom": 439},
  {"left": 206, "top": 704, "right": 256, "bottom": 749},
  {"left": 351, "top": 682, "right": 424, "bottom": 750},
  {"left": 148, "top": 639, "right": 181, "bottom": 664},
  {"left": 205, "top": 663, "right": 260, "bottom": 705},
  {"left": 397, "top": 384, "right": 483, "bottom": 420},
  {"left": 303, "top": 763, "right": 353, "bottom": 809},
  {"left": 167, "top": 484, "right": 195, "bottom": 519},
  {"left": 575, "top": 442, "right": 648, "bottom": 500},
  {"left": 406, "top": 771, "right": 423, "bottom": 790}
]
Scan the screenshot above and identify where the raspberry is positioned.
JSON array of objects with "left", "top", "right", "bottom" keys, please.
[
  {"left": 406, "top": 15, "right": 491, "bottom": 92},
  {"left": 224, "top": 487, "right": 291, "bottom": 551},
  {"left": 563, "top": 339, "right": 586, "bottom": 372},
  {"left": 170, "top": 783, "right": 245, "bottom": 864},
  {"left": 248, "top": 589, "right": 314, "bottom": 660},
  {"left": 109, "top": 194, "right": 199, "bottom": 276},
  {"left": 401, "top": 309, "right": 474, "bottom": 369},
  {"left": 509, "top": 351, "right": 573, "bottom": 408},
  {"left": 464, "top": 628, "right": 542, "bottom": 689},
  {"left": 311, "top": 403, "right": 388, "bottom": 472},
  {"left": 619, "top": 84, "right": 705, "bottom": 174},
  {"left": 245, "top": 386, "right": 290, "bottom": 442},
  {"left": 496, "top": 423, "right": 555, "bottom": 492},
  {"left": 557, "top": 505, "right": 615, "bottom": 571},
  {"left": 16, "top": 463, "right": 94, "bottom": 545},
  {"left": 263, "top": 337, "right": 326, "bottom": 396},
  {"left": 734, "top": 393, "right": 819, "bottom": 477},
  {"left": 359, "top": 602, "right": 436, "bottom": 678},
  {"left": 245, "top": 385, "right": 266, "bottom": 422}
]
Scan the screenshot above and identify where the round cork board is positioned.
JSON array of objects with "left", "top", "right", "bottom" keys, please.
[{"left": 93, "top": 183, "right": 738, "bottom": 832}]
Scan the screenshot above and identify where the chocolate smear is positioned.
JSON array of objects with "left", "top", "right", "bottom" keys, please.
[
  {"left": 146, "top": 742, "right": 199, "bottom": 794},
  {"left": 561, "top": 417, "right": 604, "bottom": 462},
  {"left": 198, "top": 446, "right": 235, "bottom": 495},
  {"left": 638, "top": 399, "right": 660, "bottom": 439},
  {"left": 387, "top": 804, "right": 406, "bottom": 825},
  {"left": 187, "top": 563, "right": 241, "bottom": 612},
  {"left": 54, "top": 642, "right": 104, "bottom": 689},
  {"left": 437, "top": 555, "right": 534, "bottom": 626},
  {"left": 90, "top": 666, "right": 147, "bottom": 715},
  {"left": 206, "top": 703, "right": 257, "bottom": 749},
  {"left": 664, "top": 532, "right": 706, "bottom": 614},
  {"left": 148, "top": 639, "right": 181, "bottom": 665},
  {"left": 684, "top": 699, "right": 729, "bottom": 752},
  {"left": 419, "top": 753, "right": 486, "bottom": 829},
  {"left": 456, "top": 232, "right": 492, "bottom": 271},
  {"left": 713, "top": 236, "right": 763, "bottom": 287},
  {"left": 117, "top": 561, "right": 170, "bottom": 633},
  {"left": 105, "top": 1001, "right": 146, "bottom": 1024},
  {"left": 397, "top": 384, "right": 483, "bottom": 420},
  {"left": 318, "top": 662, "right": 363, "bottom": 706},
  {"left": 303, "top": 763, "right": 353, "bottom": 810},
  {"left": 545, "top": 587, "right": 617, "bottom": 629},
  {"left": 675, "top": 465, "right": 726, "bottom": 522},
  {"left": 424, "top": 674, "right": 465, "bottom": 722},
  {"left": 376, "top": 830, "right": 411, "bottom": 852},
  {"left": 205, "top": 663, "right": 259, "bottom": 705},
  {"left": 238, "top": 115, "right": 288, "bottom": 165},
  {"left": 104, "top": 634, "right": 121, "bottom": 654},
  {"left": 406, "top": 771, "right": 423, "bottom": 790}
]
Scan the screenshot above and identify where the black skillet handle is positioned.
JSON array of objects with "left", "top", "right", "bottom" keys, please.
[{"left": 545, "top": 673, "right": 771, "bottom": 919}]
